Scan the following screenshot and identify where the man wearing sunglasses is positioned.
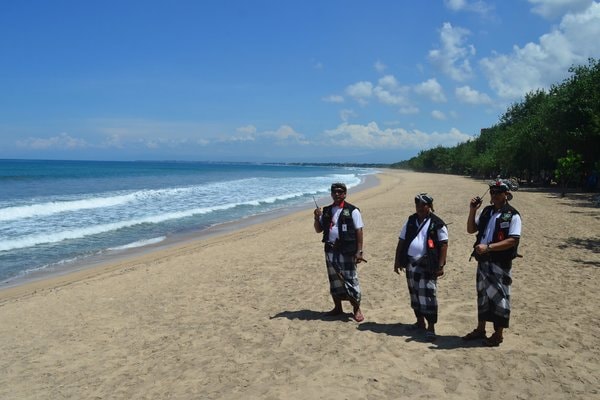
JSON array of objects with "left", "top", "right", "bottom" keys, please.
[
  {"left": 394, "top": 193, "right": 448, "bottom": 342},
  {"left": 314, "top": 182, "right": 366, "bottom": 322},
  {"left": 463, "top": 179, "right": 522, "bottom": 347}
]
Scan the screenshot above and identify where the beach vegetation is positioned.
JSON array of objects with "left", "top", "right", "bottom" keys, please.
[
  {"left": 392, "top": 58, "right": 600, "bottom": 191},
  {"left": 555, "top": 150, "right": 584, "bottom": 197}
]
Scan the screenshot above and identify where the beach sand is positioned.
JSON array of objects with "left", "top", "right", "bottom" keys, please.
[{"left": 1, "top": 169, "right": 598, "bottom": 399}]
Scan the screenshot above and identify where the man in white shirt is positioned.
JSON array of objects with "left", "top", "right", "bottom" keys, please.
[
  {"left": 314, "top": 183, "right": 366, "bottom": 322},
  {"left": 463, "top": 179, "right": 522, "bottom": 347},
  {"left": 394, "top": 193, "right": 448, "bottom": 341}
]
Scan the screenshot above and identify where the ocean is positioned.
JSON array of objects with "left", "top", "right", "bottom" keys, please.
[{"left": 0, "top": 159, "right": 376, "bottom": 286}]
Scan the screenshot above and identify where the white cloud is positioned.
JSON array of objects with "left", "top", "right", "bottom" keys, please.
[
  {"left": 346, "top": 81, "right": 373, "bottom": 99},
  {"left": 378, "top": 75, "right": 398, "bottom": 89},
  {"left": 414, "top": 78, "right": 447, "bottom": 102},
  {"left": 444, "top": 0, "right": 468, "bottom": 10},
  {"left": 323, "top": 122, "right": 473, "bottom": 149},
  {"left": 399, "top": 106, "right": 420, "bottom": 115},
  {"left": 340, "top": 109, "right": 357, "bottom": 122},
  {"left": 480, "top": 1, "right": 600, "bottom": 99},
  {"left": 322, "top": 94, "right": 345, "bottom": 103},
  {"left": 428, "top": 22, "right": 476, "bottom": 81},
  {"left": 222, "top": 125, "right": 256, "bottom": 142},
  {"left": 444, "top": 0, "right": 494, "bottom": 15},
  {"left": 236, "top": 125, "right": 257, "bottom": 134},
  {"left": 220, "top": 135, "right": 255, "bottom": 143},
  {"left": 455, "top": 85, "right": 493, "bottom": 104},
  {"left": 373, "top": 86, "right": 408, "bottom": 106},
  {"left": 262, "top": 125, "right": 308, "bottom": 144},
  {"left": 431, "top": 110, "right": 447, "bottom": 120},
  {"left": 139, "top": 137, "right": 191, "bottom": 149},
  {"left": 16, "top": 132, "right": 88, "bottom": 150},
  {"left": 374, "top": 60, "right": 387, "bottom": 73},
  {"left": 102, "top": 134, "right": 124, "bottom": 148},
  {"left": 528, "top": 0, "right": 593, "bottom": 19},
  {"left": 346, "top": 76, "right": 410, "bottom": 106}
]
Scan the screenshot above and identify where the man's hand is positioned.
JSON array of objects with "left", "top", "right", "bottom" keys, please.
[
  {"left": 313, "top": 207, "right": 322, "bottom": 219},
  {"left": 470, "top": 197, "right": 482, "bottom": 210},
  {"left": 356, "top": 252, "right": 367, "bottom": 263}
]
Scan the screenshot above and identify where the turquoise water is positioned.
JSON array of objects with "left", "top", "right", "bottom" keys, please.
[{"left": 0, "top": 159, "right": 375, "bottom": 284}]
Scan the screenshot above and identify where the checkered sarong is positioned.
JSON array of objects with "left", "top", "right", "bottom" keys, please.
[
  {"left": 406, "top": 259, "right": 438, "bottom": 324},
  {"left": 476, "top": 260, "right": 512, "bottom": 328},
  {"left": 325, "top": 251, "right": 361, "bottom": 304}
]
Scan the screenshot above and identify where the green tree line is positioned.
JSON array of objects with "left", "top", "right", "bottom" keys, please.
[{"left": 391, "top": 58, "right": 600, "bottom": 189}]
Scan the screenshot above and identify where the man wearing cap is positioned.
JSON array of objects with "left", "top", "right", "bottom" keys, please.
[
  {"left": 394, "top": 193, "right": 448, "bottom": 341},
  {"left": 463, "top": 179, "right": 522, "bottom": 347},
  {"left": 314, "top": 182, "right": 366, "bottom": 322}
]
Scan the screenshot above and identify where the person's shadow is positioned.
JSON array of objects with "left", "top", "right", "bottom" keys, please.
[
  {"left": 270, "top": 309, "right": 353, "bottom": 322},
  {"left": 357, "top": 321, "right": 487, "bottom": 349}
]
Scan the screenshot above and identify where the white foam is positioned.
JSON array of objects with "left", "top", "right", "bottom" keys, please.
[
  {"left": 0, "top": 201, "right": 243, "bottom": 252},
  {"left": 0, "top": 192, "right": 146, "bottom": 222},
  {"left": 107, "top": 236, "right": 166, "bottom": 251}
]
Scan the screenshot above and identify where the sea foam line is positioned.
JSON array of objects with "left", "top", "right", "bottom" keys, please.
[
  {"left": 107, "top": 236, "right": 167, "bottom": 251},
  {"left": 0, "top": 194, "right": 137, "bottom": 222},
  {"left": 0, "top": 185, "right": 208, "bottom": 222},
  {"left": 0, "top": 172, "right": 362, "bottom": 223},
  {"left": 0, "top": 202, "right": 233, "bottom": 252},
  {"left": 0, "top": 189, "right": 309, "bottom": 252}
]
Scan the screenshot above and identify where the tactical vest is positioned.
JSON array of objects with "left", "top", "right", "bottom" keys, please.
[
  {"left": 473, "top": 203, "right": 520, "bottom": 263},
  {"left": 321, "top": 202, "right": 359, "bottom": 255},
  {"left": 399, "top": 213, "right": 446, "bottom": 270}
]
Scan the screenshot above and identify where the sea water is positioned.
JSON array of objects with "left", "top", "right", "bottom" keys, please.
[{"left": 0, "top": 159, "right": 376, "bottom": 285}]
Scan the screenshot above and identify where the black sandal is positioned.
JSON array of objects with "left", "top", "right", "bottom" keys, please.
[
  {"left": 462, "top": 329, "right": 487, "bottom": 341},
  {"left": 484, "top": 332, "right": 503, "bottom": 347}
]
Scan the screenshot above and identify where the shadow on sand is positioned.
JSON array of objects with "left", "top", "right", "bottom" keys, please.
[
  {"left": 357, "top": 321, "right": 488, "bottom": 350},
  {"left": 271, "top": 312, "right": 490, "bottom": 349},
  {"left": 270, "top": 309, "right": 353, "bottom": 322}
]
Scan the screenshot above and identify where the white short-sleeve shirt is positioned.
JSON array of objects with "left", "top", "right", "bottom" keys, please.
[
  {"left": 475, "top": 209, "right": 522, "bottom": 245},
  {"left": 399, "top": 217, "right": 448, "bottom": 259},
  {"left": 325, "top": 205, "right": 364, "bottom": 244}
]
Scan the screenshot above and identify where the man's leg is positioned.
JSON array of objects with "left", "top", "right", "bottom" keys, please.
[
  {"left": 349, "top": 297, "right": 364, "bottom": 322},
  {"left": 326, "top": 296, "right": 344, "bottom": 315}
]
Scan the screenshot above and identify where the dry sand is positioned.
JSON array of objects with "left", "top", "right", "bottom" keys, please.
[{"left": 1, "top": 169, "right": 598, "bottom": 399}]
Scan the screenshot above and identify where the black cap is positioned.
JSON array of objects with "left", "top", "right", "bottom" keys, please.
[
  {"left": 415, "top": 193, "right": 434, "bottom": 211},
  {"left": 331, "top": 182, "right": 347, "bottom": 192}
]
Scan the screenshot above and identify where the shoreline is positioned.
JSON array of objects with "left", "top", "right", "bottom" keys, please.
[{"left": 0, "top": 172, "right": 380, "bottom": 298}]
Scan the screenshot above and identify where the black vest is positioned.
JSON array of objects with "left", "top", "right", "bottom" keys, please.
[
  {"left": 399, "top": 213, "right": 446, "bottom": 270},
  {"left": 321, "top": 202, "right": 359, "bottom": 255},
  {"left": 473, "top": 203, "right": 520, "bottom": 263}
]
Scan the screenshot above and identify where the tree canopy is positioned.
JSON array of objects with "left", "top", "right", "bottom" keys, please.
[{"left": 391, "top": 58, "right": 600, "bottom": 187}]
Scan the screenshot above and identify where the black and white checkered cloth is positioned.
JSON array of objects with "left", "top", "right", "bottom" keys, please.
[
  {"left": 476, "top": 260, "right": 512, "bottom": 328},
  {"left": 406, "top": 259, "right": 438, "bottom": 324},
  {"left": 325, "top": 251, "right": 361, "bottom": 304}
]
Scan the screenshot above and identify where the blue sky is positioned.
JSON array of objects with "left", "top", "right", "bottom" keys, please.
[{"left": 1, "top": 0, "right": 599, "bottom": 163}]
